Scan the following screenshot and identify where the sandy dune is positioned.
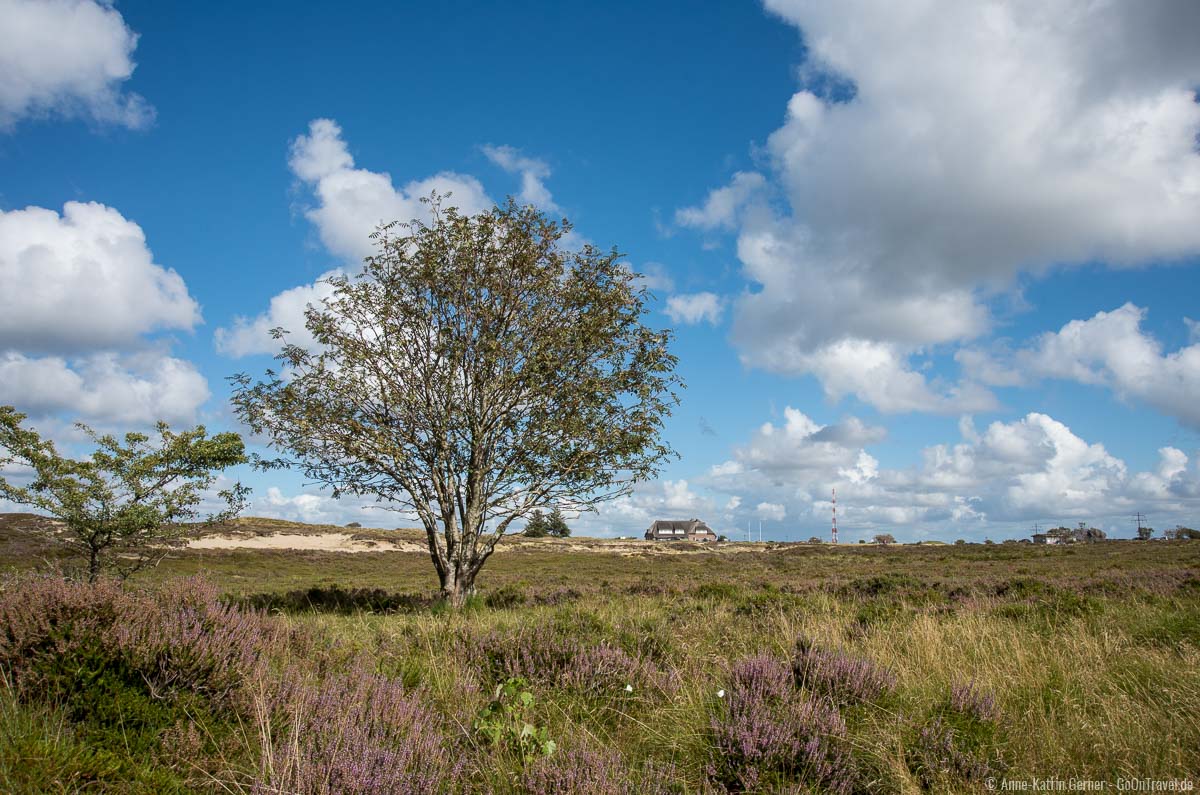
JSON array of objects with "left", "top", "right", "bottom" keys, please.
[{"left": 187, "top": 532, "right": 427, "bottom": 554}]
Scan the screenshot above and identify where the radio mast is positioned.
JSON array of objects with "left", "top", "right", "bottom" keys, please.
[{"left": 831, "top": 488, "right": 839, "bottom": 544}]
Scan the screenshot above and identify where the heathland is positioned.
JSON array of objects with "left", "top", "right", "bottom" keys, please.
[{"left": 1, "top": 514, "right": 1198, "bottom": 793}]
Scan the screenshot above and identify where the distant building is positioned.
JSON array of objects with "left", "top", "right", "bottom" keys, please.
[
  {"left": 645, "top": 519, "right": 718, "bottom": 542},
  {"left": 1032, "top": 526, "right": 1106, "bottom": 544}
]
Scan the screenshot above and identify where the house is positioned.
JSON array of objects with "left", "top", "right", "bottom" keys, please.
[
  {"left": 1033, "top": 525, "right": 1106, "bottom": 544},
  {"left": 645, "top": 519, "right": 718, "bottom": 542}
]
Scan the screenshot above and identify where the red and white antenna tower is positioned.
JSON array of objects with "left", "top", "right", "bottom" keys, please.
[{"left": 831, "top": 488, "right": 839, "bottom": 544}]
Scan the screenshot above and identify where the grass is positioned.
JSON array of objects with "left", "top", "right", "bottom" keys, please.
[{"left": 1, "top": 516, "right": 1198, "bottom": 793}]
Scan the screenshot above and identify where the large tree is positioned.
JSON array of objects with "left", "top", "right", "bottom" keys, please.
[
  {"left": 0, "top": 406, "right": 249, "bottom": 580},
  {"left": 231, "top": 199, "right": 680, "bottom": 604}
]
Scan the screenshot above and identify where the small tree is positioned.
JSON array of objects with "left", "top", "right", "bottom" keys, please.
[
  {"left": 545, "top": 508, "right": 571, "bottom": 538},
  {"left": 0, "top": 406, "right": 249, "bottom": 581},
  {"left": 873, "top": 533, "right": 896, "bottom": 546},
  {"left": 808, "top": 536, "right": 823, "bottom": 544},
  {"left": 1137, "top": 525, "right": 1154, "bottom": 541},
  {"left": 523, "top": 510, "right": 549, "bottom": 538},
  {"left": 231, "top": 199, "right": 680, "bottom": 605}
]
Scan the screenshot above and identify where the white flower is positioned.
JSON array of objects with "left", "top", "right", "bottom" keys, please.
[
  {"left": 717, "top": 689, "right": 725, "bottom": 698},
  {"left": 624, "top": 684, "right": 634, "bottom": 692}
]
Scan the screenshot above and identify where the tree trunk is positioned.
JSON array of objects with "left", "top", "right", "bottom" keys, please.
[{"left": 440, "top": 562, "right": 478, "bottom": 607}]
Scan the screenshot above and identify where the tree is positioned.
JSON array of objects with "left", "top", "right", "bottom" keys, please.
[
  {"left": 1167, "top": 525, "right": 1199, "bottom": 540},
  {"left": 873, "top": 533, "right": 896, "bottom": 546},
  {"left": 545, "top": 507, "right": 571, "bottom": 538},
  {"left": 1137, "top": 525, "right": 1154, "bottom": 541},
  {"left": 230, "top": 199, "right": 681, "bottom": 605},
  {"left": 523, "top": 510, "right": 549, "bottom": 538},
  {"left": 808, "top": 536, "right": 823, "bottom": 544},
  {"left": 0, "top": 406, "right": 249, "bottom": 581}
]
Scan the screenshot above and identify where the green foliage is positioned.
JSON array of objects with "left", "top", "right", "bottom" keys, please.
[
  {"left": 0, "top": 406, "right": 248, "bottom": 580},
  {"left": 852, "top": 600, "right": 909, "bottom": 635},
  {"left": 473, "top": 677, "right": 557, "bottom": 761},
  {"left": 873, "top": 533, "right": 896, "bottom": 545},
  {"left": 693, "top": 581, "right": 742, "bottom": 601},
  {"left": 0, "top": 685, "right": 192, "bottom": 794},
  {"left": 524, "top": 509, "right": 549, "bottom": 538},
  {"left": 545, "top": 508, "right": 571, "bottom": 538},
  {"left": 484, "top": 583, "right": 528, "bottom": 609},
  {"left": 229, "top": 197, "right": 680, "bottom": 604}
]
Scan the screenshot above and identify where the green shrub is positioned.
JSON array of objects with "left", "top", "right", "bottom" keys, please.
[
  {"left": 484, "top": 584, "right": 528, "bottom": 609},
  {"left": 474, "top": 677, "right": 556, "bottom": 761}
]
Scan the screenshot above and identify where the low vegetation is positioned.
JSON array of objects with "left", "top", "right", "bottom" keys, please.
[{"left": 1, "top": 518, "right": 1198, "bottom": 793}]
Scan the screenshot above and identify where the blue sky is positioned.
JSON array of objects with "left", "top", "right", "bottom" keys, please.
[{"left": 2, "top": 0, "right": 1199, "bottom": 541}]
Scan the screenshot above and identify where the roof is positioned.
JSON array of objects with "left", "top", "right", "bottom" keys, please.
[
  {"left": 648, "top": 520, "right": 709, "bottom": 532},
  {"left": 645, "top": 519, "right": 717, "bottom": 539}
]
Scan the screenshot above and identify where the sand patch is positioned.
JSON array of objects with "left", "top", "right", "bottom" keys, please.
[{"left": 187, "top": 532, "right": 426, "bottom": 554}]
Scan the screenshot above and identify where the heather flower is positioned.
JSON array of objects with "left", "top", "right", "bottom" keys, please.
[
  {"left": 792, "top": 636, "right": 896, "bottom": 705},
  {"left": 519, "top": 746, "right": 630, "bottom": 795},
  {"left": 949, "top": 680, "right": 999, "bottom": 723},
  {"left": 254, "top": 665, "right": 463, "bottom": 795},
  {"left": 708, "top": 655, "right": 856, "bottom": 794},
  {"left": 462, "top": 623, "right": 668, "bottom": 697},
  {"left": 0, "top": 574, "right": 279, "bottom": 706}
]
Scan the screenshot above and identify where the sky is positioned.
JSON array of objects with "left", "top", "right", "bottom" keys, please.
[{"left": 2, "top": 0, "right": 1199, "bottom": 542}]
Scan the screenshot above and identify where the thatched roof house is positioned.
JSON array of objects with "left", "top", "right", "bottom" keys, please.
[{"left": 645, "top": 519, "right": 717, "bottom": 542}]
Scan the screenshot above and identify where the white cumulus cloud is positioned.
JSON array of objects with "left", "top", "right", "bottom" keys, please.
[
  {"left": 0, "top": 0, "right": 152, "bottom": 129},
  {"left": 215, "top": 271, "right": 341, "bottom": 357},
  {"left": 0, "top": 202, "right": 200, "bottom": 352},
  {"left": 482, "top": 144, "right": 560, "bottom": 213},
  {"left": 755, "top": 501, "right": 786, "bottom": 521},
  {"left": 961, "top": 304, "right": 1200, "bottom": 428},
  {"left": 0, "top": 350, "right": 209, "bottom": 426},
  {"left": 218, "top": 120, "right": 498, "bottom": 357},
  {"left": 675, "top": 171, "right": 766, "bottom": 231},
  {"left": 730, "top": 406, "right": 884, "bottom": 477},
  {"left": 664, "top": 292, "right": 725, "bottom": 326},
  {"left": 289, "top": 118, "right": 493, "bottom": 262},
  {"left": 699, "top": 406, "right": 1200, "bottom": 540},
  {"left": 683, "top": 0, "right": 1200, "bottom": 414}
]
